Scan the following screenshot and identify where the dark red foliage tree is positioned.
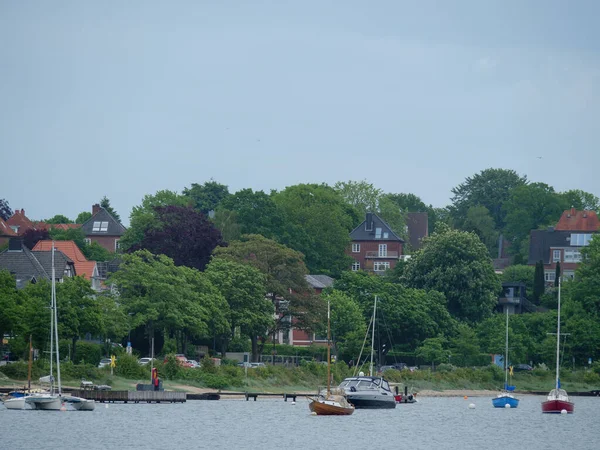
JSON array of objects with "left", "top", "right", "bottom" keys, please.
[
  {"left": 22, "top": 228, "right": 51, "bottom": 249},
  {"left": 130, "top": 206, "right": 223, "bottom": 271}
]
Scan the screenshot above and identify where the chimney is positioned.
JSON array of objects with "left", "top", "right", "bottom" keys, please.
[
  {"left": 92, "top": 204, "right": 101, "bottom": 215},
  {"left": 8, "top": 237, "right": 23, "bottom": 252},
  {"left": 21, "top": 209, "right": 24, "bottom": 214},
  {"left": 365, "top": 212, "right": 373, "bottom": 231}
]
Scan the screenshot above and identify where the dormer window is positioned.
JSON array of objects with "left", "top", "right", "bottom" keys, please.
[
  {"left": 92, "top": 221, "right": 109, "bottom": 232},
  {"left": 570, "top": 233, "right": 592, "bottom": 246}
]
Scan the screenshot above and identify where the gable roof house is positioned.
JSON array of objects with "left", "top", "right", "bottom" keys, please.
[
  {"left": 6, "top": 209, "right": 36, "bottom": 236},
  {"left": 33, "top": 240, "right": 101, "bottom": 291},
  {"left": 0, "top": 238, "right": 75, "bottom": 289},
  {"left": 348, "top": 212, "right": 404, "bottom": 273},
  {"left": 81, "top": 204, "right": 126, "bottom": 252},
  {"left": 0, "top": 217, "right": 18, "bottom": 247},
  {"left": 528, "top": 209, "right": 599, "bottom": 285}
]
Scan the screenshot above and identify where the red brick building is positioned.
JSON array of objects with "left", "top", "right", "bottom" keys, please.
[
  {"left": 347, "top": 212, "right": 404, "bottom": 273},
  {"left": 81, "top": 204, "right": 126, "bottom": 252},
  {"left": 0, "top": 217, "right": 18, "bottom": 247},
  {"left": 6, "top": 209, "right": 36, "bottom": 235}
]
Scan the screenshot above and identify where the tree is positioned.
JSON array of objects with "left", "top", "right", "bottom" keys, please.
[
  {"left": 415, "top": 337, "right": 447, "bottom": 366},
  {"left": 211, "top": 209, "right": 241, "bottom": 242},
  {"left": 0, "top": 199, "right": 12, "bottom": 221},
  {"left": 217, "top": 188, "right": 284, "bottom": 240},
  {"left": 100, "top": 196, "right": 121, "bottom": 223},
  {"left": 448, "top": 324, "right": 482, "bottom": 367},
  {"left": 503, "top": 183, "right": 568, "bottom": 261},
  {"left": 378, "top": 195, "right": 407, "bottom": 240},
  {"left": 404, "top": 229, "right": 501, "bottom": 322},
  {"left": 22, "top": 228, "right": 51, "bottom": 250},
  {"left": 384, "top": 193, "right": 439, "bottom": 234},
  {"left": 451, "top": 168, "right": 527, "bottom": 230},
  {"left": 323, "top": 290, "right": 366, "bottom": 361},
  {"left": 501, "top": 265, "right": 535, "bottom": 299},
  {"left": 272, "top": 183, "right": 355, "bottom": 275},
  {"left": 532, "top": 261, "right": 545, "bottom": 305},
  {"left": 56, "top": 276, "right": 102, "bottom": 362},
  {"left": 0, "top": 271, "right": 24, "bottom": 348},
  {"left": 44, "top": 214, "right": 73, "bottom": 224},
  {"left": 109, "top": 250, "right": 229, "bottom": 353},
  {"left": 213, "top": 235, "right": 324, "bottom": 354},
  {"left": 75, "top": 211, "right": 92, "bottom": 224},
  {"left": 130, "top": 205, "right": 223, "bottom": 271},
  {"left": 120, "top": 190, "right": 190, "bottom": 250},
  {"left": 462, "top": 205, "right": 499, "bottom": 256},
  {"left": 572, "top": 237, "right": 600, "bottom": 316},
  {"left": 560, "top": 189, "right": 600, "bottom": 212},
  {"left": 183, "top": 180, "right": 230, "bottom": 214},
  {"left": 205, "top": 258, "right": 272, "bottom": 359},
  {"left": 333, "top": 180, "right": 382, "bottom": 215}
]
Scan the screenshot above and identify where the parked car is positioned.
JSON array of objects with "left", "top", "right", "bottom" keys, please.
[
  {"left": 514, "top": 364, "right": 533, "bottom": 372},
  {"left": 138, "top": 357, "right": 155, "bottom": 366},
  {"left": 164, "top": 354, "right": 194, "bottom": 368},
  {"left": 187, "top": 359, "right": 200, "bottom": 368},
  {"left": 98, "top": 358, "right": 112, "bottom": 368}
]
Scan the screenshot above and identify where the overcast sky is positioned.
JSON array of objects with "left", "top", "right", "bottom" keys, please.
[{"left": 1, "top": 1, "right": 599, "bottom": 225}]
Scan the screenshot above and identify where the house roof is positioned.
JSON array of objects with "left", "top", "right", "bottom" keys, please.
[
  {"left": 33, "top": 240, "right": 97, "bottom": 280},
  {"left": 6, "top": 209, "right": 36, "bottom": 235},
  {"left": 81, "top": 207, "right": 126, "bottom": 237},
  {"left": 528, "top": 229, "right": 576, "bottom": 265},
  {"left": 305, "top": 274, "right": 334, "bottom": 290},
  {"left": 350, "top": 212, "right": 404, "bottom": 242},
  {"left": 555, "top": 208, "right": 600, "bottom": 232},
  {"left": 406, "top": 212, "right": 428, "bottom": 250},
  {"left": 36, "top": 223, "right": 82, "bottom": 232},
  {"left": 0, "top": 217, "right": 17, "bottom": 237},
  {"left": 0, "top": 239, "right": 72, "bottom": 288}
]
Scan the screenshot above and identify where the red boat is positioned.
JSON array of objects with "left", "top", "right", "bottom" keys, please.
[
  {"left": 542, "top": 277, "right": 574, "bottom": 414},
  {"left": 541, "top": 389, "right": 574, "bottom": 414}
]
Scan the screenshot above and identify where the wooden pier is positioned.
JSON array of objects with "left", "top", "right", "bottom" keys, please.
[{"left": 72, "top": 390, "right": 186, "bottom": 403}]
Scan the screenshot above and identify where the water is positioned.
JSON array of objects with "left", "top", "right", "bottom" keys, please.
[{"left": 1, "top": 395, "right": 597, "bottom": 450}]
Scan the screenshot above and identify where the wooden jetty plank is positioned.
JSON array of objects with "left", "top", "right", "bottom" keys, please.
[{"left": 72, "top": 390, "right": 186, "bottom": 403}]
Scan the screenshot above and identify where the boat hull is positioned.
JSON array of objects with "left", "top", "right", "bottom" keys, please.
[
  {"left": 346, "top": 394, "right": 396, "bottom": 409},
  {"left": 26, "top": 395, "right": 63, "bottom": 410},
  {"left": 492, "top": 396, "right": 519, "bottom": 408},
  {"left": 309, "top": 399, "right": 354, "bottom": 415},
  {"left": 3, "top": 397, "right": 26, "bottom": 410},
  {"left": 541, "top": 399, "right": 574, "bottom": 414}
]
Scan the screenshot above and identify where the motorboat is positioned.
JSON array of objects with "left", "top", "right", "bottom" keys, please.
[{"left": 338, "top": 374, "right": 396, "bottom": 409}]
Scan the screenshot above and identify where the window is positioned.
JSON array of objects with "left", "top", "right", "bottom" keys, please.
[
  {"left": 10, "top": 225, "right": 19, "bottom": 234},
  {"left": 84, "top": 238, "right": 91, "bottom": 245},
  {"left": 383, "top": 232, "right": 389, "bottom": 239},
  {"left": 378, "top": 244, "right": 387, "bottom": 257},
  {"left": 564, "top": 249, "right": 582, "bottom": 263},
  {"left": 352, "top": 261, "right": 360, "bottom": 271},
  {"left": 570, "top": 233, "right": 593, "bottom": 246},
  {"left": 352, "top": 243, "right": 360, "bottom": 253},
  {"left": 552, "top": 250, "right": 561, "bottom": 262},
  {"left": 375, "top": 227, "right": 382, "bottom": 239},
  {"left": 92, "top": 221, "right": 109, "bottom": 232},
  {"left": 115, "top": 239, "right": 121, "bottom": 251},
  {"left": 545, "top": 272, "right": 556, "bottom": 282},
  {"left": 373, "top": 261, "right": 390, "bottom": 272}
]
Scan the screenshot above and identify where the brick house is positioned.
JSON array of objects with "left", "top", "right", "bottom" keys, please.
[
  {"left": 81, "top": 204, "right": 126, "bottom": 252},
  {"left": 347, "top": 212, "right": 404, "bottom": 273},
  {"left": 0, "top": 217, "right": 18, "bottom": 247},
  {"left": 6, "top": 209, "right": 36, "bottom": 235},
  {"left": 528, "top": 208, "right": 599, "bottom": 284}
]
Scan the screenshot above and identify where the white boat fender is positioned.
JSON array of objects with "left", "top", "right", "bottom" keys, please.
[
  {"left": 291, "top": 401, "right": 296, "bottom": 405},
  {"left": 561, "top": 409, "right": 567, "bottom": 414},
  {"left": 505, "top": 404, "right": 511, "bottom": 409},
  {"left": 468, "top": 403, "right": 476, "bottom": 409}
]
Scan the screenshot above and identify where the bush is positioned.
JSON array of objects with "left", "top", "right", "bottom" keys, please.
[
  {"left": 583, "top": 370, "right": 600, "bottom": 384},
  {"left": 0, "top": 362, "right": 29, "bottom": 379},
  {"left": 114, "top": 354, "right": 150, "bottom": 379},
  {"left": 162, "top": 354, "right": 183, "bottom": 380},
  {"left": 436, "top": 363, "right": 456, "bottom": 373},
  {"left": 200, "top": 355, "right": 217, "bottom": 373},
  {"left": 60, "top": 362, "right": 101, "bottom": 380},
  {"left": 72, "top": 342, "right": 103, "bottom": 366}
]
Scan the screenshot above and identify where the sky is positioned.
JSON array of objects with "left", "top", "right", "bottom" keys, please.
[{"left": 1, "top": 1, "right": 599, "bottom": 225}]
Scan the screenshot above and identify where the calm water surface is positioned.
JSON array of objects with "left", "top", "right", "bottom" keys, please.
[{"left": 1, "top": 395, "right": 597, "bottom": 450}]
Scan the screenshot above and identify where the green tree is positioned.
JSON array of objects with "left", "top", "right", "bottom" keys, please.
[
  {"left": 0, "top": 271, "right": 24, "bottom": 348},
  {"left": 75, "top": 211, "right": 92, "bottom": 224},
  {"left": 205, "top": 258, "right": 272, "bottom": 359},
  {"left": 384, "top": 193, "right": 439, "bottom": 234},
  {"left": 100, "top": 196, "right": 121, "bottom": 223},
  {"left": 378, "top": 195, "right": 407, "bottom": 240},
  {"left": 501, "top": 265, "right": 535, "bottom": 299},
  {"left": 333, "top": 180, "right": 382, "bottom": 215},
  {"left": 272, "top": 183, "right": 355, "bottom": 275},
  {"left": 323, "top": 290, "right": 366, "bottom": 361},
  {"left": 404, "top": 229, "right": 501, "bottom": 322},
  {"left": 416, "top": 337, "right": 447, "bottom": 366},
  {"left": 120, "top": 190, "right": 190, "bottom": 250},
  {"left": 86, "top": 241, "right": 114, "bottom": 261},
  {"left": 503, "top": 183, "right": 568, "bottom": 262},
  {"left": 560, "top": 189, "right": 600, "bottom": 212},
  {"left": 462, "top": 205, "right": 499, "bottom": 256},
  {"left": 211, "top": 209, "right": 241, "bottom": 242},
  {"left": 448, "top": 324, "right": 481, "bottom": 366},
  {"left": 44, "top": 214, "right": 73, "bottom": 224},
  {"left": 183, "top": 180, "right": 230, "bottom": 214},
  {"left": 451, "top": 168, "right": 527, "bottom": 230},
  {"left": 56, "top": 276, "right": 102, "bottom": 362},
  {"left": 572, "top": 237, "right": 600, "bottom": 316},
  {"left": 532, "top": 261, "right": 545, "bottom": 305}
]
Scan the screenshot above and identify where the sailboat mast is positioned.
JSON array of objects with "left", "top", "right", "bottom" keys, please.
[
  {"left": 326, "top": 299, "right": 331, "bottom": 396},
  {"left": 52, "top": 242, "right": 62, "bottom": 395},
  {"left": 28, "top": 335, "right": 32, "bottom": 391},
  {"left": 49, "top": 244, "right": 54, "bottom": 394},
  {"left": 555, "top": 276, "right": 561, "bottom": 390},
  {"left": 505, "top": 308, "right": 509, "bottom": 388},
  {"left": 370, "top": 295, "right": 377, "bottom": 377}
]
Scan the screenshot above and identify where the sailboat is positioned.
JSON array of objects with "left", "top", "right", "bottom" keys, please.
[
  {"left": 337, "top": 295, "right": 396, "bottom": 409},
  {"left": 541, "top": 276, "right": 574, "bottom": 414},
  {"left": 492, "top": 309, "right": 519, "bottom": 408},
  {"left": 308, "top": 299, "right": 355, "bottom": 415},
  {"left": 3, "top": 336, "right": 36, "bottom": 410}
]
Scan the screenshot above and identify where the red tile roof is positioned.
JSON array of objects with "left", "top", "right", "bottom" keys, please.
[
  {"left": 554, "top": 208, "right": 600, "bottom": 232},
  {"left": 6, "top": 209, "right": 36, "bottom": 235},
  {"left": 0, "top": 217, "right": 18, "bottom": 237},
  {"left": 36, "top": 223, "right": 82, "bottom": 231},
  {"left": 32, "top": 240, "right": 97, "bottom": 280}
]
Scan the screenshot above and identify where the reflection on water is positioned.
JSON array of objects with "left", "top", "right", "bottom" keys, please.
[{"left": 2, "top": 396, "right": 598, "bottom": 450}]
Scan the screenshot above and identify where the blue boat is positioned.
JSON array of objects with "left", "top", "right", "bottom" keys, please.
[{"left": 492, "top": 309, "right": 519, "bottom": 408}]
